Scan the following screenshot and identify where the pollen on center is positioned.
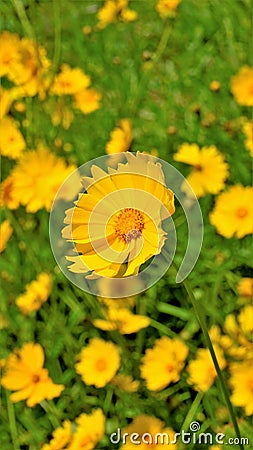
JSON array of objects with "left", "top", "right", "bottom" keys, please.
[
  {"left": 95, "top": 358, "right": 107, "bottom": 372},
  {"left": 114, "top": 208, "right": 144, "bottom": 242}
]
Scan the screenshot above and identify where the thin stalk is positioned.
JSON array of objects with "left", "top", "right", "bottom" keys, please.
[
  {"left": 180, "top": 391, "right": 204, "bottom": 433},
  {"left": 52, "top": 0, "right": 61, "bottom": 73},
  {"left": 6, "top": 392, "right": 20, "bottom": 450},
  {"left": 11, "top": 0, "right": 34, "bottom": 40},
  {"left": 181, "top": 275, "right": 244, "bottom": 450}
]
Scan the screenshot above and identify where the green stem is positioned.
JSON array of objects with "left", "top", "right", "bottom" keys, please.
[
  {"left": 181, "top": 275, "right": 244, "bottom": 450},
  {"left": 180, "top": 391, "right": 204, "bottom": 433},
  {"left": 6, "top": 392, "right": 20, "bottom": 450},
  {"left": 52, "top": 0, "right": 61, "bottom": 73},
  {"left": 11, "top": 0, "right": 34, "bottom": 40},
  {"left": 40, "top": 400, "right": 61, "bottom": 429}
]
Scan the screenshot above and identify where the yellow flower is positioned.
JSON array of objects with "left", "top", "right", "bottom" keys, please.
[
  {"left": 112, "top": 374, "right": 139, "bottom": 392},
  {"left": 230, "top": 66, "right": 253, "bottom": 106},
  {"left": 10, "top": 147, "right": 76, "bottom": 212},
  {"left": 238, "top": 277, "right": 253, "bottom": 300},
  {"left": 16, "top": 273, "right": 52, "bottom": 315},
  {"left": 174, "top": 143, "right": 229, "bottom": 198},
  {"left": 221, "top": 311, "right": 253, "bottom": 360},
  {"left": 68, "top": 409, "right": 105, "bottom": 450},
  {"left": 187, "top": 346, "right": 226, "bottom": 392},
  {"left": 74, "top": 88, "right": 101, "bottom": 114},
  {"left": 0, "top": 219, "right": 13, "bottom": 253},
  {"left": 122, "top": 415, "right": 177, "bottom": 449},
  {"left": 241, "top": 118, "right": 253, "bottom": 156},
  {"left": 51, "top": 64, "right": 90, "bottom": 95},
  {"left": 63, "top": 152, "right": 175, "bottom": 278},
  {"left": 0, "top": 31, "right": 20, "bottom": 77},
  {"left": 93, "top": 307, "right": 150, "bottom": 334},
  {"left": 9, "top": 38, "right": 51, "bottom": 98},
  {"left": 41, "top": 420, "right": 72, "bottom": 450},
  {"left": 98, "top": 295, "right": 136, "bottom": 310},
  {"left": 106, "top": 119, "right": 132, "bottom": 154},
  {"left": 51, "top": 101, "right": 74, "bottom": 130},
  {"left": 0, "top": 87, "right": 14, "bottom": 119},
  {"left": 141, "top": 337, "right": 188, "bottom": 391},
  {"left": 97, "top": 0, "right": 137, "bottom": 29},
  {"left": 209, "top": 185, "right": 253, "bottom": 238},
  {"left": 210, "top": 80, "right": 221, "bottom": 92},
  {"left": 0, "top": 117, "right": 26, "bottom": 159},
  {"left": 230, "top": 360, "right": 253, "bottom": 415},
  {"left": 0, "top": 175, "right": 19, "bottom": 210},
  {"left": 238, "top": 305, "right": 253, "bottom": 337},
  {"left": 1, "top": 342, "right": 64, "bottom": 407},
  {"left": 156, "top": 0, "right": 181, "bottom": 18},
  {"left": 75, "top": 338, "right": 120, "bottom": 388}
]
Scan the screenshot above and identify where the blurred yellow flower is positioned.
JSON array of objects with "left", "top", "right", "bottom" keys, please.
[
  {"left": 230, "top": 66, "right": 253, "bottom": 106},
  {"left": 241, "top": 118, "right": 253, "bottom": 156},
  {"left": 51, "top": 101, "right": 74, "bottom": 130},
  {"left": 230, "top": 360, "right": 253, "bottom": 415},
  {"left": 209, "top": 185, "right": 253, "bottom": 238},
  {"left": 238, "top": 305, "right": 253, "bottom": 337},
  {"left": 51, "top": 64, "right": 90, "bottom": 95},
  {"left": 93, "top": 307, "right": 150, "bottom": 334},
  {"left": 98, "top": 295, "right": 136, "bottom": 309},
  {"left": 68, "top": 409, "right": 105, "bottom": 450},
  {"left": 10, "top": 147, "right": 76, "bottom": 212},
  {"left": 74, "top": 88, "right": 101, "bottom": 114},
  {"left": 0, "top": 219, "right": 13, "bottom": 253},
  {"left": 209, "top": 80, "right": 221, "bottom": 92},
  {"left": 75, "top": 338, "right": 120, "bottom": 388},
  {"left": 187, "top": 346, "right": 226, "bottom": 392},
  {"left": 106, "top": 119, "right": 132, "bottom": 154},
  {"left": 141, "top": 337, "right": 188, "bottom": 391},
  {"left": 0, "top": 175, "right": 19, "bottom": 210},
  {"left": 63, "top": 152, "right": 175, "bottom": 278},
  {"left": 0, "top": 31, "right": 20, "bottom": 77},
  {"left": 112, "top": 374, "right": 139, "bottom": 392},
  {"left": 174, "top": 143, "right": 229, "bottom": 198},
  {"left": 16, "top": 273, "right": 52, "bottom": 315},
  {"left": 1, "top": 342, "right": 64, "bottom": 407},
  {"left": 238, "top": 277, "right": 253, "bottom": 300},
  {"left": 156, "top": 0, "right": 181, "bottom": 18},
  {"left": 0, "top": 117, "right": 26, "bottom": 159},
  {"left": 41, "top": 420, "right": 72, "bottom": 450},
  {"left": 97, "top": 0, "right": 137, "bottom": 30},
  {"left": 0, "top": 87, "right": 13, "bottom": 119},
  {"left": 122, "top": 415, "right": 177, "bottom": 449}
]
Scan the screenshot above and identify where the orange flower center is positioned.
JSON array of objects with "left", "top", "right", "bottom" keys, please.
[
  {"left": 114, "top": 208, "right": 144, "bottom": 243},
  {"left": 194, "top": 164, "right": 203, "bottom": 172},
  {"left": 32, "top": 374, "right": 41, "bottom": 383},
  {"left": 236, "top": 207, "right": 248, "bottom": 218},
  {"left": 96, "top": 358, "right": 107, "bottom": 372},
  {"left": 166, "top": 363, "right": 174, "bottom": 373}
]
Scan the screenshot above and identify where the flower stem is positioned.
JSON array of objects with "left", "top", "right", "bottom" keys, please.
[
  {"left": 6, "top": 392, "right": 20, "bottom": 450},
  {"left": 181, "top": 275, "right": 244, "bottom": 450},
  {"left": 11, "top": 0, "right": 35, "bottom": 40}
]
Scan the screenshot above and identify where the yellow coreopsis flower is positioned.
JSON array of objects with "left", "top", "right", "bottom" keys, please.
[
  {"left": 122, "top": 415, "right": 177, "bottom": 449},
  {"left": 0, "top": 87, "right": 14, "bottom": 119},
  {"left": 0, "top": 219, "right": 13, "bottom": 253},
  {"left": 0, "top": 175, "right": 19, "bottom": 210},
  {"left": 140, "top": 336, "right": 188, "bottom": 391},
  {"left": 187, "top": 346, "right": 226, "bottom": 392},
  {"left": 74, "top": 88, "right": 101, "bottom": 114},
  {"left": 97, "top": 0, "right": 137, "bottom": 30},
  {"left": 63, "top": 152, "right": 175, "bottom": 278},
  {"left": 229, "top": 360, "right": 253, "bottom": 416},
  {"left": 16, "top": 273, "right": 52, "bottom": 315},
  {"left": 156, "top": 0, "right": 181, "bottom": 18},
  {"left": 0, "top": 117, "right": 26, "bottom": 159},
  {"left": 41, "top": 420, "right": 72, "bottom": 450},
  {"left": 75, "top": 338, "right": 120, "bottom": 388},
  {"left": 112, "top": 374, "right": 139, "bottom": 392},
  {"left": 0, "top": 31, "right": 20, "bottom": 77},
  {"left": 68, "top": 409, "right": 105, "bottom": 450},
  {"left": 238, "top": 277, "right": 253, "bottom": 300},
  {"left": 241, "top": 118, "right": 253, "bottom": 157},
  {"left": 93, "top": 307, "right": 150, "bottom": 334},
  {"left": 174, "top": 143, "right": 229, "bottom": 198},
  {"left": 230, "top": 66, "right": 253, "bottom": 106},
  {"left": 51, "top": 64, "right": 91, "bottom": 96},
  {"left": 209, "top": 185, "right": 253, "bottom": 238},
  {"left": 106, "top": 119, "right": 132, "bottom": 154},
  {"left": 10, "top": 147, "right": 76, "bottom": 212},
  {"left": 1, "top": 342, "right": 64, "bottom": 407}
]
